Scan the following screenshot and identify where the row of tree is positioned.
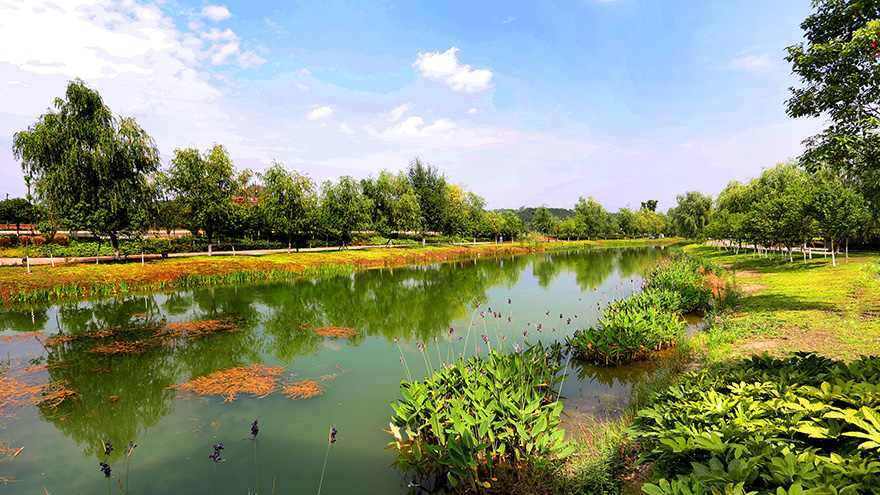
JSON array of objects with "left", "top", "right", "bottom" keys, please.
[
  {"left": 704, "top": 163, "right": 868, "bottom": 266},
  {"left": 10, "top": 81, "right": 536, "bottom": 258}
]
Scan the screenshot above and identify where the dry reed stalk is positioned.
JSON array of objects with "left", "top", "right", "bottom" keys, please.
[
  {"left": 173, "top": 364, "right": 285, "bottom": 402},
  {"left": 312, "top": 326, "right": 359, "bottom": 338},
  {"left": 0, "top": 332, "right": 45, "bottom": 343},
  {"left": 87, "top": 341, "right": 148, "bottom": 356},
  {"left": 282, "top": 380, "right": 323, "bottom": 399}
]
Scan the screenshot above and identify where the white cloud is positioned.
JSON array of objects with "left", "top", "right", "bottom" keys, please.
[
  {"left": 502, "top": 16, "right": 516, "bottom": 24},
  {"left": 201, "top": 5, "right": 232, "bottom": 22},
  {"left": 307, "top": 106, "right": 334, "bottom": 120},
  {"left": 724, "top": 53, "right": 774, "bottom": 72},
  {"left": 294, "top": 82, "right": 310, "bottom": 91},
  {"left": 466, "top": 107, "right": 482, "bottom": 115},
  {"left": 369, "top": 116, "right": 455, "bottom": 140},
  {"left": 412, "top": 47, "right": 493, "bottom": 92},
  {"left": 388, "top": 103, "right": 412, "bottom": 121},
  {"left": 338, "top": 123, "right": 355, "bottom": 136}
]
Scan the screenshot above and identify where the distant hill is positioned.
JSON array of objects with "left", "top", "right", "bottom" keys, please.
[{"left": 494, "top": 207, "right": 576, "bottom": 224}]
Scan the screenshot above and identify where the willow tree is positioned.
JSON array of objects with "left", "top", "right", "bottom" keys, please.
[
  {"left": 163, "top": 145, "right": 240, "bottom": 256},
  {"left": 259, "top": 162, "right": 317, "bottom": 253},
  {"left": 13, "top": 79, "right": 160, "bottom": 260},
  {"left": 320, "top": 176, "right": 372, "bottom": 249},
  {"left": 361, "top": 171, "right": 421, "bottom": 245}
]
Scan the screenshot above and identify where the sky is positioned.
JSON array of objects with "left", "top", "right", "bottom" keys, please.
[{"left": 0, "top": 0, "right": 825, "bottom": 212}]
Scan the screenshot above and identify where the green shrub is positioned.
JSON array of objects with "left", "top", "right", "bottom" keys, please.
[
  {"left": 388, "top": 342, "right": 573, "bottom": 492},
  {"left": 642, "top": 252, "right": 716, "bottom": 313},
  {"left": 630, "top": 352, "right": 880, "bottom": 495}
]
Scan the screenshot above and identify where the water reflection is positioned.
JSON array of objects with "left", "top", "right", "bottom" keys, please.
[{"left": 1, "top": 247, "right": 669, "bottom": 495}]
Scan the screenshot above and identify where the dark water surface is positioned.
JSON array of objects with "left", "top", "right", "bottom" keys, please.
[{"left": 0, "top": 247, "right": 669, "bottom": 494}]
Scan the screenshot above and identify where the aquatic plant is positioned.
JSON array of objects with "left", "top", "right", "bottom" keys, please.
[
  {"left": 209, "top": 443, "right": 224, "bottom": 495},
  {"left": 566, "top": 304, "right": 684, "bottom": 365},
  {"left": 641, "top": 252, "right": 717, "bottom": 313},
  {"left": 388, "top": 342, "right": 572, "bottom": 492}
]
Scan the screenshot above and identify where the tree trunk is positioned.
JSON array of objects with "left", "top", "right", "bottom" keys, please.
[
  {"left": 110, "top": 233, "right": 121, "bottom": 260},
  {"left": 288, "top": 233, "right": 292, "bottom": 254},
  {"left": 207, "top": 231, "right": 213, "bottom": 256},
  {"left": 830, "top": 239, "right": 836, "bottom": 267},
  {"left": 845, "top": 238, "right": 849, "bottom": 263}
]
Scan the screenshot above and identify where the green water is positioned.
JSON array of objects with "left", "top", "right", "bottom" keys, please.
[{"left": 0, "top": 247, "right": 669, "bottom": 494}]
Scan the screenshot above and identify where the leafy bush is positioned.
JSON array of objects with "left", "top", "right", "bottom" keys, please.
[
  {"left": 388, "top": 342, "right": 573, "bottom": 492},
  {"left": 642, "top": 252, "right": 717, "bottom": 313},
  {"left": 630, "top": 352, "right": 880, "bottom": 495},
  {"left": 49, "top": 234, "right": 69, "bottom": 246},
  {"left": 566, "top": 304, "right": 684, "bottom": 365},
  {"left": 0, "top": 236, "right": 10, "bottom": 248}
]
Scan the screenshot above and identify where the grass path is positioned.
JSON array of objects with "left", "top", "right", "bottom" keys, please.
[{"left": 686, "top": 245, "right": 880, "bottom": 361}]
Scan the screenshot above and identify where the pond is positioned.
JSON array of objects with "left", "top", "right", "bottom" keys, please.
[{"left": 0, "top": 247, "right": 669, "bottom": 494}]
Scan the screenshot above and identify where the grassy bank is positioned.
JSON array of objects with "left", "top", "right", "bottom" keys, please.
[
  {"left": 682, "top": 244, "right": 880, "bottom": 361},
  {"left": 562, "top": 244, "right": 880, "bottom": 494},
  {"left": 0, "top": 238, "right": 680, "bottom": 306}
]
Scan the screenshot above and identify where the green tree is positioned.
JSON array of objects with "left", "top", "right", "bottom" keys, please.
[
  {"left": 786, "top": 1, "right": 880, "bottom": 211},
  {"left": 640, "top": 199, "right": 658, "bottom": 212},
  {"left": 0, "top": 198, "right": 38, "bottom": 236},
  {"left": 406, "top": 158, "right": 448, "bottom": 239},
  {"left": 669, "top": 191, "right": 713, "bottom": 239},
  {"left": 574, "top": 196, "right": 612, "bottom": 239},
  {"left": 480, "top": 211, "right": 504, "bottom": 243},
  {"left": 361, "top": 171, "right": 422, "bottom": 244},
  {"left": 500, "top": 211, "right": 526, "bottom": 240},
  {"left": 808, "top": 170, "right": 869, "bottom": 266},
  {"left": 13, "top": 79, "right": 160, "bottom": 259},
  {"left": 259, "top": 162, "right": 317, "bottom": 253},
  {"left": 531, "top": 205, "right": 556, "bottom": 236},
  {"left": 616, "top": 207, "right": 638, "bottom": 237},
  {"left": 320, "top": 176, "right": 372, "bottom": 248},
  {"left": 163, "top": 145, "right": 240, "bottom": 255}
]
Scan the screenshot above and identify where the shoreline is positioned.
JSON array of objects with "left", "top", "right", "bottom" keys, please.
[{"left": 0, "top": 238, "right": 681, "bottom": 306}]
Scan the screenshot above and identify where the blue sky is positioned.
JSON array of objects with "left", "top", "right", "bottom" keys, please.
[{"left": 0, "top": 0, "right": 823, "bottom": 212}]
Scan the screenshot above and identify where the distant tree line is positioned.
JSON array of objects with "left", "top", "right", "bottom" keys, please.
[{"left": 8, "top": 77, "right": 880, "bottom": 261}]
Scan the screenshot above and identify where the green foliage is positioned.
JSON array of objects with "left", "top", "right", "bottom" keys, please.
[
  {"left": 361, "top": 170, "right": 422, "bottom": 238},
  {"left": 575, "top": 196, "right": 614, "bottom": 239},
  {"left": 531, "top": 205, "right": 557, "bottom": 235},
  {"left": 566, "top": 298, "right": 684, "bottom": 365},
  {"left": 407, "top": 158, "right": 448, "bottom": 234},
  {"left": 0, "top": 197, "right": 39, "bottom": 234},
  {"left": 669, "top": 191, "right": 714, "bottom": 239},
  {"left": 319, "top": 176, "right": 372, "bottom": 247},
  {"left": 13, "top": 79, "right": 160, "bottom": 258},
  {"left": 642, "top": 252, "right": 717, "bottom": 313},
  {"left": 630, "top": 352, "right": 880, "bottom": 495},
  {"left": 164, "top": 145, "right": 242, "bottom": 252},
  {"left": 786, "top": 1, "right": 880, "bottom": 206},
  {"left": 388, "top": 342, "right": 573, "bottom": 491},
  {"left": 258, "top": 162, "right": 317, "bottom": 251}
]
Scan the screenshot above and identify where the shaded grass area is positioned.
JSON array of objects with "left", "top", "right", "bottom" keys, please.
[
  {"left": 0, "top": 239, "right": 680, "bottom": 306},
  {"left": 683, "top": 245, "right": 880, "bottom": 361}
]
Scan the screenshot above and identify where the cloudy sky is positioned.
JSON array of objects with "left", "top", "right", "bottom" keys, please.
[{"left": 0, "top": 0, "right": 823, "bottom": 212}]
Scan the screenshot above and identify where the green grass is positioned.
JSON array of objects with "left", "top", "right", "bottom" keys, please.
[{"left": 683, "top": 244, "right": 880, "bottom": 361}]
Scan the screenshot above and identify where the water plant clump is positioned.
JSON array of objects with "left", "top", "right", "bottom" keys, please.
[
  {"left": 629, "top": 352, "right": 880, "bottom": 495},
  {"left": 388, "top": 341, "right": 574, "bottom": 492},
  {"left": 565, "top": 304, "right": 685, "bottom": 365},
  {"left": 641, "top": 252, "right": 720, "bottom": 313}
]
